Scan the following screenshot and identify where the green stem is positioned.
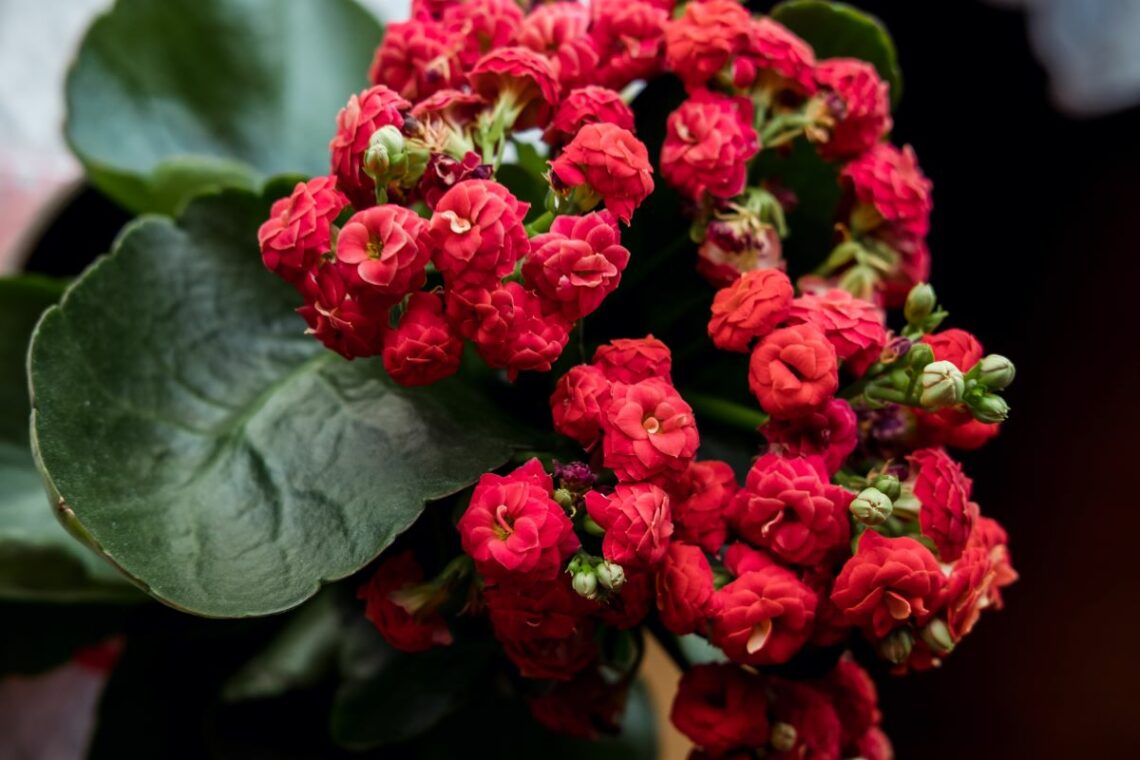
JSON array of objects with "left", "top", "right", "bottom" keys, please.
[
  {"left": 684, "top": 391, "right": 769, "bottom": 432},
  {"left": 525, "top": 210, "right": 556, "bottom": 236}
]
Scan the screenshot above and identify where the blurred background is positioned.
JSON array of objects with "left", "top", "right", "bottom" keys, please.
[{"left": 3, "top": 0, "right": 1140, "bottom": 757}]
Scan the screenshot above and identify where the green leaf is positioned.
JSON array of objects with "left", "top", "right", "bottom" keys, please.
[
  {"left": 28, "top": 189, "right": 526, "bottom": 618},
  {"left": 0, "top": 276, "right": 139, "bottom": 603},
  {"left": 65, "top": 0, "right": 382, "bottom": 215},
  {"left": 772, "top": 0, "right": 903, "bottom": 108}
]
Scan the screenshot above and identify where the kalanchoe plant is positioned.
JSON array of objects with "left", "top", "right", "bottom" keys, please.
[{"left": 3, "top": 0, "right": 1020, "bottom": 756}]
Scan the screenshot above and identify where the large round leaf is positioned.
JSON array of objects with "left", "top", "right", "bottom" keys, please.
[
  {"left": 65, "top": 0, "right": 382, "bottom": 214},
  {"left": 28, "top": 190, "right": 526, "bottom": 617},
  {"left": 0, "top": 276, "right": 138, "bottom": 602},
  {"left": 772, "top": 0, "right": 904, "bottom": 108}
]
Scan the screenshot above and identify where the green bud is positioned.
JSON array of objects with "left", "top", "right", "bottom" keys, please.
[
  {"left": 595, "top": 561, "right": 626, "bottom": 591},
  {"left": 970, "top": 393, "right": 1010, "bottom": 424},
  {"left": 363, "top": 125, "right": 406, "bottom": 182},
  {"left": 974, "top": 354, "right": 1016, "bottom": 391},
  {"left": 878, "top": 627, "right": 914, "bottom": 665},
  {"left": 904, "top": 283, "right": 936, "bottom": 325},
  {"left": 920, "top": 618, "right": 955, "bottom": 655},
  {"left": 770, "top": 722, "right": 798, "bottom": 752},
  {"left": 571, "top": 570, "right": 598, "bottom": 600},
  {"left": 904, "top": 342, "right": 934, "bottom": 369},
  {"left": 553, "top": 488, "right": 574, "bottom": 510},
  {"left": 871, "top": 474, "right": 901, "bottom": 501},
  {"left": 850, "top": 488, "right": 893, "bottom": 526},
  {"left": 919, "top": 361, "right": 965, "bottom": 408}
]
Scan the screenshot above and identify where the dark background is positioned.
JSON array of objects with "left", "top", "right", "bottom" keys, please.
[
  {"left": 22, "top": 1, "right": 1140, "bottom": 757},
  {"left": 850, "top": 2, "right": 1140, "bottom": 757}
]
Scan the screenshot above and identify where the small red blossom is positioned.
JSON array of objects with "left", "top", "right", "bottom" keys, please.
[
  {"left": 441, "top": 0, "right": 525, "bottom": 68},
  {"left": 589, "top": 0, "right": 668, "bottom": 90},
  {"left": 708, "top": 268, "right": 794, "bottom": 353},
  {"left": 728, "top": 454, "right": 853, "bottom": 567},
  {"left": 468, "top": 46, "right": 559, "bottom": 130},
  {"left": 595, "top": 570, "right": 654, "bottom": 629},
  {"left": 842, "top": 143, "right": 933, "bottom": 239},
  {"left": 670, "top": 460, "right": 738, "bottom": 553},
  {"left": 697, "top": 209, "right": 785, "bottom": 288},
  {"left": 767, "top": 680, "right": 842, "bottom": 760},
  {"left": 382, "top": 292, "right": 464, "bottom": 387},
  {"left": 748, "top": 324, "right": 839, "bottom": 418},
  {"left": 527, "top": 668, "right": 630, "bottom": 740},
  {"left": 465, "top": 282, "right": 571, "bottom": 380},
  {"left": 909, "top": 447, "right": 975, "bottom": 562},
  {"left": 545, "top": 86, "right": 636, "bottom": 147},
  {"left": 358, "top": 551, "right": 452, "bottom": 652},
  {"left": 368, "top": 19, "right": 463, "bottom": 102},
  {"left": 671, "top": 664, "right": 770, "bottom": 758},
  {"left": 814, "top": 57, "right": 893, "bottom": 161},
  {"left": 656, "top": 542, "right": 717, "bottom": 635},
  {"left": 735, "top": 17, "right": 817, "bottom": 95},
  {"left": 484, "top": 574, "right": 590, "bottom": 642},
  {"left": 550, "top": 364, "right": 612, "bottom": 447},
  {"left": 336, "top": 204, "right": 431, "bottom": 296},
  {"left": 763, "top": 398, "right": 859, "bottom": 476},
  {"left": 662, "top": 92, "right": 759, "bottom": 203},
  {"left": 458, "top": 458, "right": 579, "bottom": 580},
  {"left": 787, "top": 288, "right": 887, "bottom": 376},
  {"left": 830, "top": 530, "right": 946, "bottom": 638},
  {"left": 524, "top": 211, "right": 630, "bottom": 320},
  {"left": 820, "top": 657, "right": 881, "bottom": 749},
  {"left": 854, "top": 727, "right": 894, "bottom": 760},
  {"left": 296, "top": 264, "right": 388, "bottom": 360},
  {"left": 500, "top": 622, "right": 598, "bottom": 681},
  {"left": 969, "top": 515, "right": 1018, "bottom": 608},
  {"left": 329, "top": 86, "right": 410, "bottom": 210},
  {"left": 259, "top": 176, "right": 348, "bottom": 283},
  {"left": 601, "top": 379, "right": 700, "bottom": 483},
  {"left": 943, "top": 545, "right": 995, "bottom": 642},
  {"left": 922, "top": 328, "right": 984, "bottom": 371},
  {"left": 430, "top": 179, "right": 530, "bottom": 289},
  {"left": 663, "top": 0, "right": 752, "bottom": 92},
  {"left": 711, "top": 565, "right": 817, "bottom": 666},
  {"left": 549, "top": 123, "right": 654, "bottom": 224},
  {"left": 417, "top": 150, "right": 494, "bottom": 211},
  {"left": 585, "top": 482, "right": 673, "bottom": 568},
  {"left": 517, "top": 3, "right": 598, "bottom": 93},
  {"left": 592, "top": 336, "right": 672, "bottom": 384}
]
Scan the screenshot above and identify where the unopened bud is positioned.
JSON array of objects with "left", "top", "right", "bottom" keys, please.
[
  {"left": 553, "top": 488, "right": 574, "bottom": 510},
  {"left": 850, "top": 489, "right": 893, "bottom": 526},
  {"left": 770, "top": 722, "right": 797, "bottom": 752},
  {"left": 921, "top": 618, "right": 955, "bottom": 655},
  {"left": 595, "top": 561, "right": 626, "bottom": 591},
  {"left": 919, "top": 361, "right": 964, "bottom": 408},
  {"left": 878, "top": 627, "right": 914, "bottom": 664},
  {"left": 904, "top": 342, "right": 934, "bottom": 369},
  {"left": 904, "top": 283, "right": 936, "bottom": 325},
  {"left": 974, "top": 354, "right": 1016, "bottom": 391},
  {"left": 363, "top": 125, "right": 405, "bottom": 181},
  {"left": 871, "top": 474, "right": 901, "bottom": 501},
  {"left": 571, "top": 570, "right": 598, "bottom": 600},
  {"left": 969, "top": 393, "right": 1010, "bottom": 424}
]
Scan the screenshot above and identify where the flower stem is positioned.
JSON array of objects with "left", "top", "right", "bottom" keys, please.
[
  {"left": 525, "top": 210, "right": 556, "bottom": 236},
  {"left": 684, "top": 391, "right": 769, "bottom": 432}
]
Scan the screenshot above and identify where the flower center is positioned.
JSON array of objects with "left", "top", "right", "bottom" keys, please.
[
  {"left": 746, "top": 619, "right": 773, "bottom": 654},
  {"left": 366, "top": 238, "right": 382, "bottom": 260},
  {"left": 642, "top": 415, "right": 660, "bottom": 434},
  {"left": 439, "top": 210, "right": 472, "bottom": 234},
  {"left": 885, "top": 591, "right": 913, "bottom": 621},
  {"left": 493, "top": 504, "right": 514, "bottom": 538}
]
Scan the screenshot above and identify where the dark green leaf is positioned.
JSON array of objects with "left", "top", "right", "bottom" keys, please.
[
  {"left": 65, "top": 0, "right": 382, "bottom": 214},
  {"left": 772, "top": 0, "right": 903, "bottom": 108},
  {"left": 29, "top": 189, "right": 527, "bottom": 618},
  {"left": 0, "top": 276, "right": 64, "bottom": 445}
]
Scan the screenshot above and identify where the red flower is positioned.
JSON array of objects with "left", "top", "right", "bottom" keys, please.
[
  {"left": 517, "top": 3, "right": 598, "bottom": 94},
  {"left": 708, "top": 268, "right": 794, "bottom": 353},
  {"left": 441, "top": 0, "right": 524, "bottom": 68},
  {"left": 358, "top": 551, "right": 452, "bottom": 652},
  {"left": 468, "top": 47, "right": 559, "bottom": 130},
  {"left": 417, "top": 150, "right": 494, "bottom": 211},
  {"left": 749, "top": 324, "right": 839, "bottom": 418},
  {"left": 671, "top": 664, "right": 770, "bottom": 757},
  {"left": 728, "top": 454, "right": 853, "bottom": 567},
  {"left": 662, "top": 92, "right": 759, "bottom": 203},
  {"left": 969, "top": 515, "right": 1018, "bottom": 608},
  {"left": 768, "top": 680, "right": 842, "bottom": 760},
  {"left": 585, "top": 483, "right": 673, "bottom": 568},
  {"left": 589, "top": 0, "right": 668, "bottom": 90},
  {"left": 922, "top": 328, "right": 984, "bottom": 371},
  {"left": 458, "top": 458, "right": 579, "bottom": 580},
  {"left": 550, "top": 364, "right": 612, "bottom": 447},
  {"left": 465, "top": 282, "right": 571, "bottom": 380},
  {"left": 909, "top": 447, "right": 974, "bottom": 562},
  {"left": 663, "top": 0, "right": 752, "bottom": 92},
  {"left": 711, "top": 565, "right": 817, "bottom": 666},
  {"left": 382, "top": 292, "right": 463, "bottom": 387},
  {"left": 842, "top": 143, "right": 932, "bottom": 239},
  {"left": 697, "top": 209, "right": 785, "bottom": 288},
  {"left": 735, "top": 18, "right": 817, "bottom": 95},
  {"left": 592, "top": 336, "right": 672, "bottom": 384},
  {"left": 763, "top": 398, "right": 858, "bottom": 476},
  {"left": 368, "top": 19, "right": 463, "bottom": 102},
  {"left": 656, "top": 542, "right": 716, "bottom": 635},
  {"left": 787, "top": 288, "right": 887, "bottom": 376},
  {"left": 527, "top": 668, "right": 630, "bottom": 739},
  {"left": 501, "top": 623, "right": 598, "bottom": 681},
  {"left": 336, "top": 204, "right": 430, "bottom": 296},
  {"left": 549, "top": 123, "right": 654, "bottom": 224},
  {"left": 524, "top": 211, "right": 630, "bottom": 320},
  {"left": 915, "top": 410, "right": 1000, "bottom": 451},
  {"left": 820, "top": 657, "right": 881, "bottom": 749},
  {"left": 601, "top": 379, "right": 699, "bottom": 483},
  {"left": 854, "top": 727, "right": 894, "bottom": 760},
  {"left": 943, "top": 545, "right": 995, "bottom": 642},
  {"left": 814, "top": 58, "right": 892, "bottom": 161},
  {"left": 671, "top": 460, "right": 738, "bottom": 553},
  {"left": 484, "top": 574, "right": 590, "bottom": 642},
  {"left": 545, "top": 86, "right": 636, "bottom": 147},
  {"left": 830, "top": 530, "right": 945, "bottom": 638},
  {"left": 329, "top": 86, "right": 410, "bottom": 210},
  {"left": 296, "top": 264, "right": 388, "bottom": 359},
  {"left": 595, "top": 570, "right": 654, "bottom": 629},
  {"left": 430, "top": 179, "right": 530, "bottom": 289},
  {"left": 723, "top": 542, "right": 781, "bottom": 576},
  {"left": 259, "top": 176, "right": 348, "bottom": 285}
]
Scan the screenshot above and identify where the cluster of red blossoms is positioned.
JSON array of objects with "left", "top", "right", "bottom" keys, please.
[{"left": 259, "top": 0, "right": 665, "bottom": 385}]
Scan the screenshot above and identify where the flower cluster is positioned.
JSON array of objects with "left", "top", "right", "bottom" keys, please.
[{"left": 259, "top": 1, "right": 662, "bottom": 385}]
